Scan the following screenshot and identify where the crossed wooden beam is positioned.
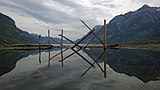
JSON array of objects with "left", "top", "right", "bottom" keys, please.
[{"left": 49, "top": 19, "right": 107, "bottom": 78}]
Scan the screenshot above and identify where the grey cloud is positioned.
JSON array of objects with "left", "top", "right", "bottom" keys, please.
[
  {"left": 0, "top": 0, "right": 79, "bottom": 24},
  {"left": 53, "top": 0, "right": 84, "bottom": 9},
  {"left": 131, "top": 0, "right": 160, "bottom": 6},
  {"left": 0, "top": 0, "right": 101, "bottom": 26},
  {"left": 0, "top": 0, "right": 112, "bottom": 40},
  {"left": 2, "top": 0, "right": 158, "bottom": 40},
  {"left": 90, "top": 0, "right": 118, "bottom": 8}
]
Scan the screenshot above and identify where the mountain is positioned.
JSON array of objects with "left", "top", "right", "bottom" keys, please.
[
  {"left": 0, "top": 13, "right": 68, "bottom": 44},
  {"left": 78, "top": 5, "right": 160, "bottom": 44}
]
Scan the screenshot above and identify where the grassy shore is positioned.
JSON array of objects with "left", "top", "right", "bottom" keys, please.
[{"left": 117, "top": 42, "right": 160, "bottom": 51}]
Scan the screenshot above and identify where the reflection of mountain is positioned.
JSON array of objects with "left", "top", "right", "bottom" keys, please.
[
  {"left": 84, "top": 48, "right": 160, "bottom": 83},
  {"left": 0, "top": 51, "right": 33, "bottom": 76}
]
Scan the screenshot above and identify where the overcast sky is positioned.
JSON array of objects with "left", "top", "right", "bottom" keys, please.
[{"left": 0, "top": 0, "right": 160, "bottom": 40}]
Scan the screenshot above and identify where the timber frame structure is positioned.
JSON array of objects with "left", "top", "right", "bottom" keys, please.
[
  {"left": 46, "top": 19, "right": 108, "bottom": 78},
  {"left": 0, "top": 19, "right": 109, "bottom": 78}
]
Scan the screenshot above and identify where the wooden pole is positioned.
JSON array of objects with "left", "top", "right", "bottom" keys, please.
[
  {"left": 104, "top": 19, "right": 107, "bottom": 78},
  {"left": 48, "top": 30, "right": 50, "bottom": 48},
  {"left": 39, "top": 34, "right": 41, "bottom": 45},
  {"left": 61, "top": 29, "right": 64, "bottom": 67},
  {"left": 39, "top": 34, "right": 41, "bottom": 63}
]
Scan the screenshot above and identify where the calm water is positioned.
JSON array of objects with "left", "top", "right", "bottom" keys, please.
[{"left": 0, "top": 48, "right": 160, "bottom": 90}]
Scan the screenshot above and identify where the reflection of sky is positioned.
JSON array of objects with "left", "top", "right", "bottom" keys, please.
[{"left": 0, "top": 49, "right": 160, "bottom": 90}]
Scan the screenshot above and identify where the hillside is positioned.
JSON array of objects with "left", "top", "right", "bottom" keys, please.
[
  {"left": 78, "top": 5, "right": 160, "bottom": 44},
  {"left": 0, "top": 13, "right": 68, "bottom": 44}
]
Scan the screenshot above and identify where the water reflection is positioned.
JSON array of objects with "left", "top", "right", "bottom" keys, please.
[
  {"left": 1, "top": 48, "right": 160, "bottom": 90},
  {"left": 0, "top": 50, "right": 52, "bottom": 76},
  {"left": 85, "top": 48, "right": 160, "bottom": 83},
  {"left": 1, "top": 48, "right": 160, "bottom": 83},
  {"left": 0, "top": 50, "right": 32, "bottom": 76},
  {"left": 48, "top": 49, "right": 51, "bottom": 67}
]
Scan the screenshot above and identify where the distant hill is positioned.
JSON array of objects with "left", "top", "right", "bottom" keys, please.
[
  {"left": 0, "top": 13, "right": 69, "bottom": 44},
  {"left": 78, "top": 5, "right": 160, "bottom": 44}
]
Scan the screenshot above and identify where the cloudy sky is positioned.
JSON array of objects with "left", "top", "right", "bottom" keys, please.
[{"left": 0, "top": 0, "right": 160, "bottom": 40}]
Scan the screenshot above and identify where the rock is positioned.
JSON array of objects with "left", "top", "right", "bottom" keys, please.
[{"left": 29, "top": 70, "right": 45, "bottom": 79}]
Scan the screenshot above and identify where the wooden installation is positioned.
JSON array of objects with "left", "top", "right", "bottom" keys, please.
[
  {"left": 0, "top": 19, "right": 115, "bottom": 78},
  {"left": 49, "top": 19, "right": 108, "bottom": 78}
]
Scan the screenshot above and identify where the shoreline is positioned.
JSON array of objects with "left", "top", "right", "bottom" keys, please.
[
  {"left": 116, "top": 44, "right": 160, "bottom": 51},
  {"left": 0, "top": 44, "right": 160, "bottom": 51}
]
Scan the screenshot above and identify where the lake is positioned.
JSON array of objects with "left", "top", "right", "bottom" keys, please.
[{"left": 0, "top": 48, "right": 160, "bottom": 90}]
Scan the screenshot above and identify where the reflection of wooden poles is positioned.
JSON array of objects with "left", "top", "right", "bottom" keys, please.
[
  {"left": 48, "top": 49, "right": 51, "bottom": 67},
  {"left": 59, "top": 35, "right": 95, "bottom": 68},
  {"left": 39, "top": 34, "right": 41, "bottom": 63},
  {"left": 81, "top": 51, "right": 104, "bottom": 77},
  {"left": 60, "top": 29, "right": 64, "bottom": 67},
  {"left": 104, "top": 19, "right": 107, "bottom": 78},
  {"left": 59, "top": 31, "right": 94, "bottom": 68},
  {"left": 48, "top": 30, "right": 50, "bottom": 48},
  {"left": 83, "top": 49, "right": 104, "bottom": 72},
  {"left": 49, "top": 48, "right": 68, "bottom": 60},
  {"left": 39, "top": 48, "right": 41, "bottom": 64},
  {"left": 80, "top": 26, "right": 104, "bottom": 77}
]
